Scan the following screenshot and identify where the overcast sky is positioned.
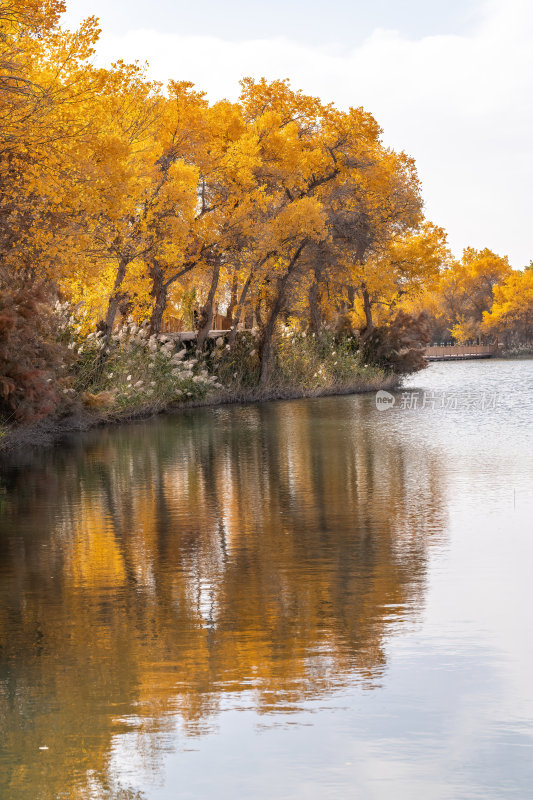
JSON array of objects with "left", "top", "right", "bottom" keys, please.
[{"left": 62, "top": 0, "right": 532, "bottom": 268}]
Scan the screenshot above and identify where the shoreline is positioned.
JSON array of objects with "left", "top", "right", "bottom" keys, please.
[{"left": 0, "top": 373, "right": 400, "bottom": 457}]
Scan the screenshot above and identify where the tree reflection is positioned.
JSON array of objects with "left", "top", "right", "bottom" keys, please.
[{"left": 0, "top": 396, "right": 445, "bottom": 798}]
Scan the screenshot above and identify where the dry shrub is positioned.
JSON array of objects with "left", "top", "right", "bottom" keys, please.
[
  {"left": 0, "top": 285, "right": 68, "bottom": 422},
  {"left": 360, "top": 311, "right": 431, "bottom": 374}
]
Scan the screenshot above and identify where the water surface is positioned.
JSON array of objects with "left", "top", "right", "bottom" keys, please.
[{"left": 1, "top": 359, "right": 532, "bottom": 799}]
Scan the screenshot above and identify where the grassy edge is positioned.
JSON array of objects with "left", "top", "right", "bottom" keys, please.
[{"left": 0, "top": 373, "right": 400, "bottom": 456}]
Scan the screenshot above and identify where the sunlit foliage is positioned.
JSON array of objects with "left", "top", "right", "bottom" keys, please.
[{"left": 1, "top": 0, "right": 526, "bottom": 423}]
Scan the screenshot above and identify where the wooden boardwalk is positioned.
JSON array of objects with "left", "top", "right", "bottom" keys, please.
[
  {"left": 425, "top": 344, "right": 498, "bottom": 361},
  {"left": 168, "top": 328, "right": 234, "bottom": 342}
]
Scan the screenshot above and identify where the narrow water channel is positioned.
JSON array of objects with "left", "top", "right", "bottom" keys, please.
[{"left": 1, "top": 359, "right": 532, "bottom": 799}]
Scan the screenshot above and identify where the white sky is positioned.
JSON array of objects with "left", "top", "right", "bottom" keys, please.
[{"left": 63, "top": 0, "right": 533, "bottom": 268}]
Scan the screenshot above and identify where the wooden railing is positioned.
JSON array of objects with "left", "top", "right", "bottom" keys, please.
[
  {"left": 425, "top": 344, "right": 498, "bottom": 360},
  {"left": 163, "top": 313, "right": 230, "bottom": 333}
]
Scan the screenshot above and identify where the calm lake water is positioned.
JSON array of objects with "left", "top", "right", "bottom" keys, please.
[{"left": 1, "top": 359, "right": 532, "bottom": 800}]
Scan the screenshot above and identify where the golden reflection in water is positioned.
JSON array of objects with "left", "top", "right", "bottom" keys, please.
[{"left": 0, "top": 396, "right": 445, "bottom": 799}]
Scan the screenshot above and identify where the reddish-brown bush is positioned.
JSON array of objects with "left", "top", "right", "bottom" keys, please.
[
  {"left": 360, "top": 311, "right": 431, "bottom": 374},
  {"left": 0, "top": 285, "right": 68, "bottom": 423}
]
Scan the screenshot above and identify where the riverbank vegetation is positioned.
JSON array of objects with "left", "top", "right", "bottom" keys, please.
[{"left": 1, "top": 0, "right": 531, "bottom": 431}]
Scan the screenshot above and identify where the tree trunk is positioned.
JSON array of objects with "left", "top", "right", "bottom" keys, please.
[
  {"left": 259, "top": 241, "right": 307, "bottom": 388},
  {"left": 196, "top": 262, "right": 220, "bottom": 351},
  {"left": 259, "top": 273, "right": 291, "bottom": 388},
  {"left": 308, "top": 281, "right": 322, "bottom": 336},
  {"left": 149, "top": 260, "right": 168, "bottom": 334},
  {"left": 226, "top": 269, "right": 239, "bottom": 327},
  {"left": 254, "top": 293, "right": 264, "bottom": 330},
  {"left": 150, "top": 284, "right": 168, "bottom": 335},
  {"left": 100, "top": 256, "right": 129, "bottom": 342},
  {"left": 228, "top": 267, "right": 254, "bottom": 345},
  {"left": 359, "top": 286, "right": 375, "bottom": 342}
]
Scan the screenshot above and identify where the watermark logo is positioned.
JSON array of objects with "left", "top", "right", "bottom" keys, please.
[
  {"left": 375, "top": 390, "right": 396, "bottom": 411},
  {"left": 374, "top": 389, "right": 503, "bottom": 412}
]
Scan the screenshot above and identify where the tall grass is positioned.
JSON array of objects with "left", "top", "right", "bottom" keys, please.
[
  {"left": 56, "top": 308, "right": 222, "bottom": 415},
  {"left": 54, "top": 309, "right": 393, "bottom": 417},
  {"left": 208, "top": 325, "right": 390, "bottom": 397}
]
